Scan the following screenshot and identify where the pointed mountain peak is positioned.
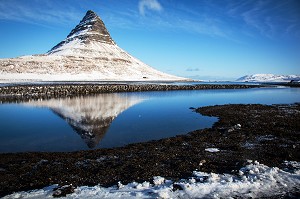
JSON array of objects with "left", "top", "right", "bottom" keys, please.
[
  {"left": 0, "top": 11, "right": 187, "bottom": 81},
  {"left": 48, "top": 10, "right": 115, "bottom": 54},
  {"left": 66, "top": 10, "right": 114, "bottom": 43},
  {"left": 85, "top": 10, "right": 97, "bottom": 17}
]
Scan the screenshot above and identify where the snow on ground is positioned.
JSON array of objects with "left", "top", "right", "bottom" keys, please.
[
  {"left": 4, "top": 161, "right": 300, "bottom": 199},
  {"left": 0, "top": 41, "right": 187, "bottom": 83},
  {"left": 0, "top": 9, "right": 188, "bottom": 83},
  {"left": 205, "top": 148, "right": 220, "bottom": 152}
]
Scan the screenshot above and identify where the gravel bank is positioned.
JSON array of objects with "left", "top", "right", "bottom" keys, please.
[{"left": 0, "top": 84, "right": 261, "bottom": 102}]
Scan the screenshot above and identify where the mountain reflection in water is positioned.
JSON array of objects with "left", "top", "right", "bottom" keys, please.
[{"left": 24, "top": 93, "right": 145, "bottom": 148}]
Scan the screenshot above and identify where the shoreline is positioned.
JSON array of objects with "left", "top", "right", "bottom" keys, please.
[
  {"left": 0, "top": 83, "right": 262, "bottom": 102},
  {"left": 1, "top": 103, "right": 299, "bottom": 197},
  {"left": 0, "top": 83, "right": 262, "bottom": 103}
]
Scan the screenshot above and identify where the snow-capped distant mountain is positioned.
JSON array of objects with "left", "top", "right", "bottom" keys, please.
[
  {"left": 0, "top": 10, "right": 187, "bottom": 82},
  {"left": 236, "top": 74, "right": 300, "bottom": 82}
]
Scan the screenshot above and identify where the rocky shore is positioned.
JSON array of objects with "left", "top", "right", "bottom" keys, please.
[
  {"left": 0, "top": 103, "right": 299, "bottom": 197},
  {"left": 0, "top": 83, "right": 261, "bottom": 102}
]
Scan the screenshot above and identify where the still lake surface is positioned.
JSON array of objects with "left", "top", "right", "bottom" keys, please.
[{"left": 0, "top": 86, "right": 299, "bottom": 153}]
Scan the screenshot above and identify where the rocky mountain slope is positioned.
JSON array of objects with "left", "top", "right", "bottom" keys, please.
[
  {"left": 0, "top": 10, "right": 186, "bottom": 82},
  {"left": 236, "top": 74, "right": 300, "bottom": 82}
]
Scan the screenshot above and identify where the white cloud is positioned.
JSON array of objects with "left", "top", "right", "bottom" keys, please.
[{"left": 138, "top": 0, "right": 162, "bottom": 16}]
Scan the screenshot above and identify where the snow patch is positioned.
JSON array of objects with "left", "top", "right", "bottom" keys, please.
[
  {"left": 4, "top": 161, "right": 299, "bottom": 198},
  {"left": 205, "top": 148, "right": 220, "bottom": 152}
]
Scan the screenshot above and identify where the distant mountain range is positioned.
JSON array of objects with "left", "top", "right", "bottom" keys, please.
[
  {"left": 0, "top": 10, "right": 186, "bottom": 82},
  {"left": 236, "top": 74, "right": 300, "bottom": 82}
]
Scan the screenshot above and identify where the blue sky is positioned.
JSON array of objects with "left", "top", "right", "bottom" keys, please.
[{"left": 0, "top": 0, "right": 299, "bottom": 80}]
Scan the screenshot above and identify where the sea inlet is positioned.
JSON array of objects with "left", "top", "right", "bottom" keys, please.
[{"left": 0, "top": 85, "right": 299, "bottom": 153}]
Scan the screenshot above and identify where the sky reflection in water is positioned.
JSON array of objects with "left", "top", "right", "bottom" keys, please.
[{"left": 0, "top": 87, "right": 299, "bottom": 153}]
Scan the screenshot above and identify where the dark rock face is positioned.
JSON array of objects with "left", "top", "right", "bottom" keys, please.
[
  {"left": 48, "top": 10, "right": 115, "bottom": 53},
  {"left": 68, "top": 10, "right": 115, "bottom": 45}
]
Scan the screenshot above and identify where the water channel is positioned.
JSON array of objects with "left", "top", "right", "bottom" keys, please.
[{"left": 0, "top": 86, "right": 299, "bottom": 153}]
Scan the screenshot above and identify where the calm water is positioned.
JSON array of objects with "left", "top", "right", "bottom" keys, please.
[{"left": 0, "top": 87, "right": 299, "bottom": 153}]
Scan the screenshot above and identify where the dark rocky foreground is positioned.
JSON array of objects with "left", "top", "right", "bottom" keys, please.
[
  {"left": 0, "top": 103, "right": 299, "bottom": 197},
  {"left": 0, "top": 83, "right": 260, "bottom": 102}
]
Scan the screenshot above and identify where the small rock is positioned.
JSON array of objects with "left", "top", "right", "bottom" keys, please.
[
  {"left": 199, "top": 160, "right": 206, "bottom": 166},
  {"left": 0, "top": 167, "right": 6, "bottom": 172},
  {"left": 227, "top": 124, "right": 242, "bottom": 133},
  {"left": 172, "top": 183, "right": 183, "bottom": 191},
  {"left": 230, "top": 124, "right": 241, "bottom": 129},
  {"left": 53, "top": 184, "right": 75, "bottom": 198}
]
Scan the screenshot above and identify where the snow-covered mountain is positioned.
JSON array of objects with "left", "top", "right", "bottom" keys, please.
[
  {"left": 236, "top": 74, "right": 300, "bottom": 82},
  {"left": 0, "top": 10, "right": 186, "bottom": 82},
  {"left": 24, "top": 93, "right": 145, "bottom": 148}
]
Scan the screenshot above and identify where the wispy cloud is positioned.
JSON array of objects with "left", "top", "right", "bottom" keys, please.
[
  {"left": 186, "top": 67, "right": 200, "bottom": 72},
  {"left": 138, "top": 0, "right": 162, "bottom": 16},
  {"left": 148, "top": 2, "right": 240, "bottom": 42},
  {"left": 175, "top": 17, "right": 230, "bottom": 39},
  {"left": 186, "top": 75, "right": 236, "bottom": 81},
  {"left": 1, "top": 0, "right": 298, "bottom": 42},
  {"left": 227, "top": 0, "right": 300, "bottom": 40},
  {"left": 0, "top": 0, "right": 81, "bottom": 27}
]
